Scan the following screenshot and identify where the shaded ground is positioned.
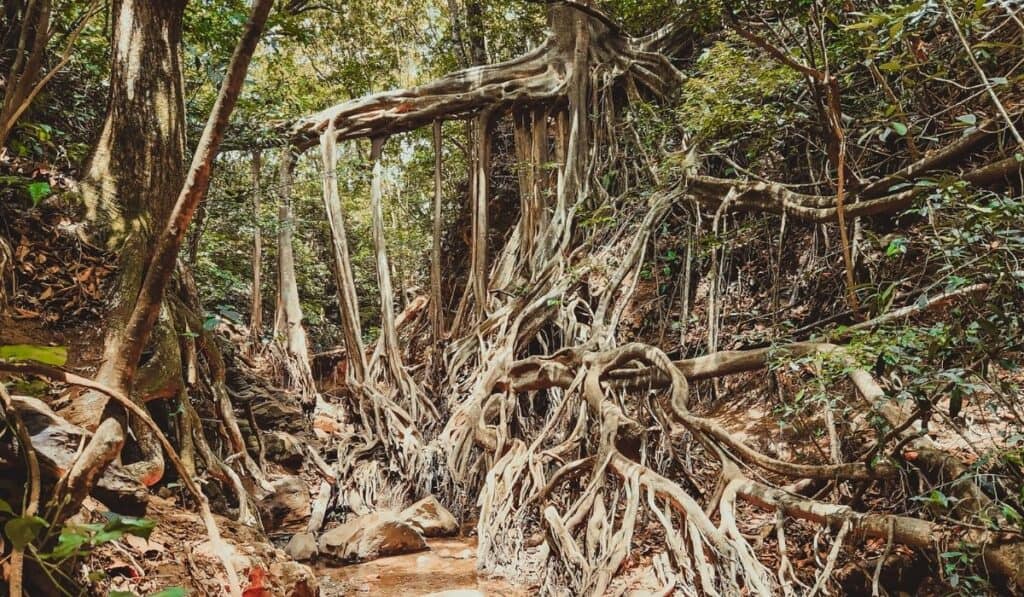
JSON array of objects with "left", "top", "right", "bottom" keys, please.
[{"left": 317, "top": 537, "right": 528, "bottom": 596}]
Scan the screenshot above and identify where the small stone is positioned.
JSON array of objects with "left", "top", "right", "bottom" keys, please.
[
  {"left": 262, "top": 431, "right": 305, "bottom": 468},
  {"left": 456, "top": 548, "right": 474, "bottom": 559},
  {"left": 318, "top": 512, "right": 427, "bottom": 563},
  {"left": 399, "top": 496, "right": 459, "bottom": 537},
  {"left": 269, "top": 560, "right": 318, "bottom": 597},
  {"left": 259, "top": 475, "right": 311, "bottom": 532},
  {"left": 284, "top": 532, "right": 317, "bottom": 561}
]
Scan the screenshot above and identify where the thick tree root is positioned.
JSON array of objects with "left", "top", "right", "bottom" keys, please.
[{"left": 277, "top": 5, "right": 1024, "bottom": 594}]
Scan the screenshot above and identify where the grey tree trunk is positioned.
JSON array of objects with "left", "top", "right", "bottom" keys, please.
[
  {"left": 276, "top": 148, "right": 318, "bottom": 400},
  {"left": 63, "top": 1, "right": 188, "bottom": 472},
  {"left": 250, "top": 150, "right": 264, "bottom": 344}
]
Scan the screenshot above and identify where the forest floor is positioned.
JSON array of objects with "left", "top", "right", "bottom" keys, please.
[
  {"left": 3, "top": 170, "right": 1021, "bottom": 595},
  {"left": 316, "top": 536, "right": 519, "bottom": 596}
]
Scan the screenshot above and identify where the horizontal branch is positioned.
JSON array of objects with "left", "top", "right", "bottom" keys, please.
[
  {"left": 288, "top": 41, "right": 566, "bottom": 149},
  {"left": 734, "top": 476, "right": 1024, "bottom": 586},
  {"left": 687, "top": 149, "right": 1022, "bottom": 223},
  {"left": 285, "top": 10, "right": 686, "bottom": 150}
]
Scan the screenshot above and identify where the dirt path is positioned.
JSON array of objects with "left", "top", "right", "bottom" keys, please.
[{"left": 316, "top": 537, "right": 526, "bottom": 596}]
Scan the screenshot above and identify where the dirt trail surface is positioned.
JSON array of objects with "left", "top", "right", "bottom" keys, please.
[{"left": 317, "top": 537, "right": 528, "bottom": 596}]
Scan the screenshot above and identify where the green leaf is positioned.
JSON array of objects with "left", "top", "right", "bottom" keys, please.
[
  {"left": 92, "top": 529, "right": 124, "bottom": 544},
  {"left": 149, "top": 588, "right": 187, "bottom": 597},
  {"left": 41, "top": 528, "right": 89, "bottom": 560},
  {"left": 26, "top": 181, "right": 51, "bottom": 206},
  {"left": 890, "top": 122, "right": 908, "bottom": 136},
  {"left": 108, "top": 592, "right": 137, "bottom": 597},
  {"left": 0, "top": 344, "right": 68, "bottom": 366},
  {"left": 0, "top": 499, "right": 14, "bottom": 516},
  {"left": 4, "top": 515, "right": 48, "bottom": 549},
  {"left": 956, "top": 114, "right": 977, "bottom": 126},
  {"left": 928, "top": 489, "right": 952, "bottom": 508},
  {"left": 885, "top": 237, "right": 908, "bottom": 257},
  {"left": 102, "top": 512, "right": 156, "bottom": 540}
]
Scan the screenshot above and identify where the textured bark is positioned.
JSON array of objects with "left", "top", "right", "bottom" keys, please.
[
  {"left": 277, "top": 147, "right": 319, "bottom": 396},
  {"left": 279, "top": 4, "right": 1024, "bottom": 591},
  {"left": 287, "top": 5, "right": 682, "bottom": 149},
  {"left": 107, "top": 0, "right": 273, "bottom": 395},
  {"left": 249, "top": 150, "right": 264, "bottom": 342},
  {"left": 63, "top": 0, "right": 190, "bottom": 479},
  {"left": 319, "top": 126, "right": 367, "bottom": 382},
  {"left": 366, "top": 137, "right": 436, "bottom": 421},
  {"left": 430, "top": 120, "right": 446, "bottom": 346},
  {"left": 81, "top": 0, "right": 188, "bottom": 245},
  {"left": 464, "top": 0, "right": 488, "bottom": 66},
  {"left": 65, "top": 0, "right": 274, "bottom": 496},
  {"left": 469, "top": 113, "right": 492, "bottom": 317}
]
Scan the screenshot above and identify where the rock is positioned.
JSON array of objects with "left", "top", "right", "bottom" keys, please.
[
  {"left": 263, "top": 431, "right": 305, "bottom": 468},
  {"left": 259, "top": 475, "right": 310, "bottom": 532},
  {"left": 268, "top": 560, "right": 318, "bottom": 597},
  {"left": 318, "top": 512, "right": 427, "bottom": 562},
  {"left": 399, "top": 495, "right": 458, "bottom": 537},
  {"left": 284, "top": 532, "right": 317, "bottom": 561},
  {"left": 250, "top": 397, "right": 306, "bottom": 434},
  {"left": 12, "top": 395, "right": 148, "bottom": 514}
]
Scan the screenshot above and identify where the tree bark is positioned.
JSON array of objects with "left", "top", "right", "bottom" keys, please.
[
  {"left": 250, "top": 150, "right": 264, "bottom": 344},
  {"left": 63, "top": 0, "right": 190, "bottom": 462},
  {"left": 469, "top": 112, "right": 492, "bottom": 318},
  {"left": 65, "top": 0, "right": 274, "bottom": 490},
  {"left": 276, "top": 147, "right": 318, "bottom": 397},
  {"left": 81, "top": 0, "right": 188, "bottom": 246},
  {"left": 368, "top": 137, "right": 409, "bottom": 388},
  {"left": 319, "top": 128, "right": 367, "bottom": 382},
  {"left": 430, "top": 120, "right": 446, "bottom": 346}
]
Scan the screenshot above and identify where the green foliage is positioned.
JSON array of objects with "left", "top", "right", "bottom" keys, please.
[
  {"left": 0, "top": 175, "right": 53, "bottom": 206},
  {"left": 0, "top": 494, "right": 160, "bottom": 590},
  {"left": 4, "top": 515, "right": 49, "bottom": 549},
  {"left": 676, "top": 39, "right": 801, "bottom": 151},
  {"left": 40, "top": 513, "right": 155, "bottom": 562},
  {"left": 0, "top": 344, "right": 68, "bottom": 366},
  {"left": 940, "top": 544, "right": 988, "bottom": 593}
]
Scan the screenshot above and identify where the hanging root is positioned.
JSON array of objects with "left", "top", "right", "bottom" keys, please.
[{"left": 275, "top": 3, "right": 1024, "bottom": 594}]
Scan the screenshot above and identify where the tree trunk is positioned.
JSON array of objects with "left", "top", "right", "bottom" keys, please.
[
  {"left": 249, "top": 150, "right": 264, "bottom": 344},
  {"left": 64, "top": 0, "right": 274, "bottom": 490},
  {"left": 464, "top": 0, "right": 487, "bottom": 66},
  {"left": 63, "top": 0, "right": 188, "bottom": 447},
  {"left": 0, "top": 0, "right": 49, "bottom": 147},
  {"left": 319, "top": 129, "right": 367, "bottom": 382},
  {"left": 81, "top": 0, "right": 188, "bottom": 246},
  {"left": 430, "top": 120, "right": 445, "bottom": 346},
  {"left": 276, "top": 147, "right": 318, "bottom": 399},
  {"left": 469, "top": 112, "right": 492, "bottom": 318}
]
